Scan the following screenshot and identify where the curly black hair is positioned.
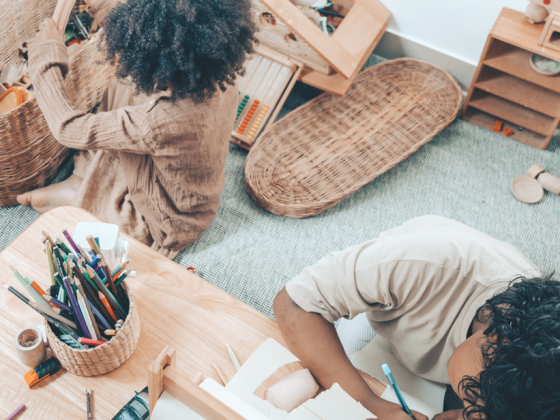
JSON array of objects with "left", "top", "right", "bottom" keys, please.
[
  {"left": 460, "top": 275, "right": 560, "bottom": 420},
  {"left": 102, "top": 0, "right": 256, "bottom": 102}
]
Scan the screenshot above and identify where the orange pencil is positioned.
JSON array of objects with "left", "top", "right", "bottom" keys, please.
[
  {"left": 98, "top": 291, "right": 117, "bottom": 323},
  {"left": 30, "top": 281, "right": 56, "bottom": 308}
]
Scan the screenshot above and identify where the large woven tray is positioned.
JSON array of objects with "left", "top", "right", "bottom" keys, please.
[{"left": 245, "top": 58, "right": 463, "bottom": 218}]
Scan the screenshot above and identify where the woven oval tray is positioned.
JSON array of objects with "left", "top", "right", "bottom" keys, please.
[{"left": 245, "top": 58, "right": 463, "bottom": 218}]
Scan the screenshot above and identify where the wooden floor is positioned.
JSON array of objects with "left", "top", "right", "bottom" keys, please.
[{"left": 0, "top": 207, "right": 384, "bottom": 419}]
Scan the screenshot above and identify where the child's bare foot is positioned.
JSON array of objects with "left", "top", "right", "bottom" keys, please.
[{"left": 16, "top": 174, "right": 83, "bottom": 214}]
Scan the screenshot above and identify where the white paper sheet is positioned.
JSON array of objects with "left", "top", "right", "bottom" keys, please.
[
  {"left": 226, "top": 338, "right": 376, "bottom": 420},
  {"left": 151, "top": 390, "right": 206, "bottom": 420},
  {"left": 350, "top": 335, "right": 446, "bottom": 418}
]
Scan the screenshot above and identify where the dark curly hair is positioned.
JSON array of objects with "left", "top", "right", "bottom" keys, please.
[
  {"left": 460, "top": 275, "right": 560, "bottom": 420},
  {"left": 102, "top": 0, "right": 256, "bottom": 102}
]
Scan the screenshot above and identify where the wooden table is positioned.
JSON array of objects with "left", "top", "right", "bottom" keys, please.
[{"left": 0, "top": 207, "right": 385, "bottom": 419}]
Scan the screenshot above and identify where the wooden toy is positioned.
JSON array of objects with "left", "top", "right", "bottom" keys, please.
[
  {"left": 251, "top": 0, "right": 391, "bottom": 95},
  {"left": 525, "top": 2, "right": 550, "bottom": 23},
  {"left": 231, "top": 45, "right": 302, "bottom": 150},
  {"left": 511, "top": 175, "right": 544, "bottom": 203},
  {"left": 503, "top": 128, "right": 514, "bottom": 136},
  {"left": 493, "top": 120, "right": 503, "bottom": 132},
  {"left": 463, "top": 8, "right": 560, "bottom": 150},
  {"left": 527, "top": 164, "right": 560, "bottom": 194}
]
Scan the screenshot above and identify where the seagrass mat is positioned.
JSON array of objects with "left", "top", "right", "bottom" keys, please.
[{"left": 245, "top": 58, "right": 463, "bottom": 218}]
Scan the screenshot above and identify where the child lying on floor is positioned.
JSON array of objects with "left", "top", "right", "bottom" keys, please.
[
  {"left": 18, "top": 0, "right": 256, "bottom": 258},
  {"left": 274, "top": 215, "right": 559, "bottom": 420}
]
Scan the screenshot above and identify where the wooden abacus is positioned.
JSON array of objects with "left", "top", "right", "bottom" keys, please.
[{"left": 231, "top": 45, "right": 302, "bottom": 150}]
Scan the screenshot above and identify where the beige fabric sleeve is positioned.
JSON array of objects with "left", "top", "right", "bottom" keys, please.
[
  {"left": 28, "top": 40, "right": 157, "bottom": 154},
  {"left": 86, "top": 0, "right": 122, "bottom": 26}
]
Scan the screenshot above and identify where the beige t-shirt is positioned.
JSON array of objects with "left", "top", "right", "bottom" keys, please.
[{"left": 285, "top": 215, "right": 540, "bottom": 384}]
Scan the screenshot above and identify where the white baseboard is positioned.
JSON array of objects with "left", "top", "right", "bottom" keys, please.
[{"left": 373, "top": 30, "right": 478, "bottom": 93}]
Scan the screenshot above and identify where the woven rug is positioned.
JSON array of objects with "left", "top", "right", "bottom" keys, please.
[{"left": 1, "top": 54, "right": 559, "bottom": 319}]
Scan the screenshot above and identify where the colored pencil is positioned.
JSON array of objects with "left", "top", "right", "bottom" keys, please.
[
  {"left": 78, "top": 295, "right": 98, "bottom": 340},
  {"left": 42, "top": 230, "right": 55, "bottom": 247},
  {"left": 101, "top": 258, "right": 118, "bottom": 298},
  {"left": 382, "top": 364, "right": 414, "bottom": 418},
  {"left": 111, "top": 260, "right": 129, "bottom": 277},
  {"left": 88, "top": 298, "right": 112, "bottom": 330},
  {"left": 98, "top": 291, "right": 117, "bottom": 323},
  {"left": 46, "top": 242, "right": 56, "bottom": 286},
  {"left": 43, "top": 295, "right": 72, "bottom": 312},
  {"left": 213, "top": 361, "right": 228, "bottom": 385},
  {"left": 74, "top": 265, "right": 113, "bottom": 324},
  {"left": 78, "top": 244, "right": 92, "bottom": 264},
  {"left": 62, "top": 229, "right": 81, "bottom": 254},
  {"left": 104, "top": 329, "right": 116, "bottom": 336},
  {"left": 86, "top": 389, "right": 93, "bottom": 420},
  {"left": 86, "top": 235, "right": 102, "bottom": 256},
  {"left": 53, "top": 247, "right": 67, "bottom": 277},
  {"left": 72, "top": 270, "right": 102, "bottom": 340},
  {"left": 30, "top": 302, "right": 78, "bottom": 330},
  {"left": 88, "top": 266, "right": 126, "bottom": 319},
  {"left": 227, "top": 343, "right": 242, "bottom": 370},
  {"left": 5, "top": 404, "right": 25, "bottom": 420},
  {"left": 9, "top": 265, "right": 29, "bottom": 288},
  {"left": 29, "top": 280, "right": 56, "bottom": 308},
  {"left": 56, "top": 238, "right": 72, "bottom": 255},
  {"left": 3, "top": 282, "right": 29, "bottom": 304},
  {"left": 114, "top": 270, "right": 131, "bottom": 288},
  {"left": 62, "top": 276, "right": 91, "bottom": 339},
  {"left": 79, "top": 337, "right": 105, "bottom": 346},
  {"left": 25, "top": 283, "right": 52, "bottom": 311}
]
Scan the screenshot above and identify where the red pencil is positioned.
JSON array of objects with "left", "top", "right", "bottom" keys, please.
[{"left": 79, "top": 338, "right": 105, "bottom": 346}]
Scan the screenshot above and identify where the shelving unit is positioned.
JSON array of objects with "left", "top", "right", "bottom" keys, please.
[{"left": 462, "top": 8, "right": 560, "bottom": 150}]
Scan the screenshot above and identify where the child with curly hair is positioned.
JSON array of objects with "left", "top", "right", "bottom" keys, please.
[
  {"left": 18, "top": 0, "right": 256, "bottom": 258},
  {"left": 274, "top": 216, "right": 559, "bottom": 420}
]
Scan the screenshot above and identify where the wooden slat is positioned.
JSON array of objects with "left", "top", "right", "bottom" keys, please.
[
  {"left": 483, "top": 41, "right": 560, "bottom": 94},
  {"left": 469, "top": 90, "right": 555, "bottom": 136},
  {"left": 475, "top": 67, "right": 560, "bottom": 117},
  {"left": 491, "top": 8, "right": 560, "bottom": 61},
  {"left": 463, "top": 107, "right": 549, "bottom": 149}
]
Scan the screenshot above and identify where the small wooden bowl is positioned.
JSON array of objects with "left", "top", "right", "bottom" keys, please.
[
  {"left": 511, "top": 175, "right": 544, "bottom": 204},
  {"left": 530, "top": 54, "right": 560, "bottom": 76}
]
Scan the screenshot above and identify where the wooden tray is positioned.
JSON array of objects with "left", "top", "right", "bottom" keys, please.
[{"left": 244, "top": 59, "right": 463, "bottom": 218}]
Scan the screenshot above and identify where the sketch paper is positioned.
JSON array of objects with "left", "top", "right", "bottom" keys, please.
[
  {"left": 200, "top": 378, "right": 271, "bottom": 420},
  {"left": 151, "top": 390, "right": 206, "bottom": 420},
  {"left": 226, "top": 338, "right": 376, "bottom": 420},
  {"left": 350, "top": 335, "right": 446, "bottom": 417}
]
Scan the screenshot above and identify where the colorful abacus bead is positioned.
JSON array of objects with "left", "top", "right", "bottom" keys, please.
[
  {"left": 246, "top": 104, "right": 270, "bottom": 140},
  {"left": 236, "top": 95, "right": 249, "bottom": 121},
  {"left": 237, "top": 100, "right": 260, "bottom": 134}
]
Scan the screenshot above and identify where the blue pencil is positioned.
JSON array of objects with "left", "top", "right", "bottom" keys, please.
[
  {"left": 382, "top": 364, "right": 414, "bottom": 418},
  {"left": 43, "top": 295, "right": 72, "bottom": 313},
  {"left": 88, "top": 298, "right": 112, "bottom": 330}
]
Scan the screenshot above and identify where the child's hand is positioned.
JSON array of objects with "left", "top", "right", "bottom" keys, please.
[
  {"left": 34, "top": 18, "right": 64, "bottom": 45},
  {"left": 373, "top": 400, "right": 428, "bottom": 420}
]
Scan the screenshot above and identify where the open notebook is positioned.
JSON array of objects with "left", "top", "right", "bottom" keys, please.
[
  {"left": 350, "top": 335, "right": 447, "bottom": 419},
  {"left": 152, "top": 339, "right": 375, "bottom": 419}
]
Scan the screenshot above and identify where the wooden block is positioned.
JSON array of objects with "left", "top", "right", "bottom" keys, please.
[
  {"left": 493, "top": 120, "right": 503, "bottom": 132},
  {"left": 503, "top": 128, "right": 514, "bottom": 136}
]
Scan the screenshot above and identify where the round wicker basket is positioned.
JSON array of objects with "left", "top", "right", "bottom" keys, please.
[
  {"left": 46, "top": 282, "right": 140, "bottom": 377},
  {"left": 0, "top": 0, "right": 115, "bottom": 207},
  {"left": 245, "top": 58, "right": 463, "bottom": 218}
]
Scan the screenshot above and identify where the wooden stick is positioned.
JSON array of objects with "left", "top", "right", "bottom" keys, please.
[{"left": 52, "top": 0, "right": 75, "bottom": 30}]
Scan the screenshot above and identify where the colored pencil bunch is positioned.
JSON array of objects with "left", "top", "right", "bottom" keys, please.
[{"left": 3, "top": 229, "right": 132, "bottom": 349}]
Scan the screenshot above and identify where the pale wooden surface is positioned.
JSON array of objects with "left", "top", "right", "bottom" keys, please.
[
  {"left": 0, "top": 207, "right": 385, "bottom": 419},
  {"left": 462, "top": 8, "right": 560, "bottom": 150}
]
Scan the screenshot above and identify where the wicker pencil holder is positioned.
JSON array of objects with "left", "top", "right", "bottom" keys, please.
[
  {"left": 0, "top": 0, "right": 115, "bottom": 207},
  {"left": 45, "top": 282, "right": 140, "bottom": 377}
]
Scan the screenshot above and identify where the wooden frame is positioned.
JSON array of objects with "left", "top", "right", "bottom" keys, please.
[
  {"left": 231, "top": 44, "right": 303, "bottom": 150},
  {"left": 148, "top": 346, "right": 245, "bottom": 419},
  {"left": 462, "top": 8, "right": 560, "bottom": 150},
  {"left": 254, "top": 0, "right": 390, "bottom": 95}
]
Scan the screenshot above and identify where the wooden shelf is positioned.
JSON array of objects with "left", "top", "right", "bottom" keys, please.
[
  {"left": 463, "top": 107, "right": 549, "bottom": 150},
  {"left": 484, "top": 40, "right": 560, "bottom": 94},
  {"left": 469, "top": 90, "right": 555, "bottom": 136},
  {"left": 475, "top": 67, "right": 560, "bottom": 117}
]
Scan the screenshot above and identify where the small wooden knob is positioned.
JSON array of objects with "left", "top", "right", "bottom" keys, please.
[
  {"left": 527, "top": 164, "right": 545, "bottom": 179},
  {"left": 537, "top": 172, "right": 560, "bottom": 195}
]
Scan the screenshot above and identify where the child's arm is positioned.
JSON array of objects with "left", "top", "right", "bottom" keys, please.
[
  {"left": 274, "top": 288, "right": 428, "bottom": 420},
  {"left": 28, "top": 20, "right": 158, "bottom": 155}
]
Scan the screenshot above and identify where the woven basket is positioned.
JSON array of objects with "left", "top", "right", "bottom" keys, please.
[
  {"left": 0, "top": 0, "right": 115, "bottom": 207},
  {"left": 46, "top": 282, "right": 140, "bottom": 376},
  {"left": 245, "top": 58, "right": 463, "bottom": 218}
]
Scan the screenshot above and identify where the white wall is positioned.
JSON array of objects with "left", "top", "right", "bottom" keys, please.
[{"left": 373, "top": 0, "right": 529, "bottom": 90}]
